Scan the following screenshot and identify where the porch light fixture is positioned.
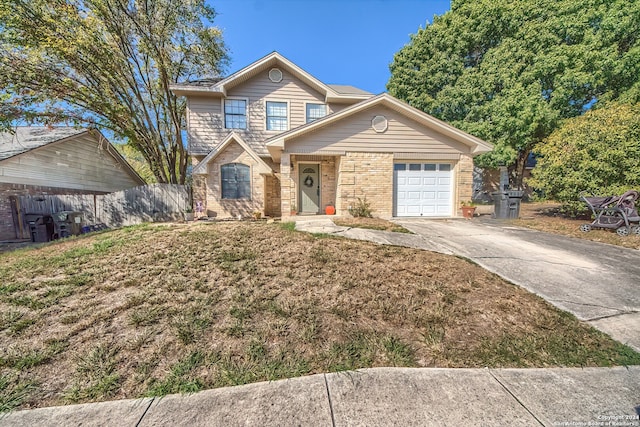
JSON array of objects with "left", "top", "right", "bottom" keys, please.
[
  {"left": 269, "top": 68, "right": 283, "bottom": 83},
  {"left": 372, "top": 115, "right": 388, "bottom": 133}
]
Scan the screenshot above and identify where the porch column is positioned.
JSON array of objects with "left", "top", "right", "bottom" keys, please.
[{"left": 280, "top": 153, "right": 293, "bottom": 216}]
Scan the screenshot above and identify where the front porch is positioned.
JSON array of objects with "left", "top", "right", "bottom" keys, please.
[
  {"left": 280, "top": 154, "right": 340, "bottom": 216},
  {"left": 279, "top": 152, "right": 397, "bottom": 218}
]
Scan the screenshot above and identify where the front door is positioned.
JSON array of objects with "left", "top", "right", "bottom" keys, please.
[{"left": 299, "top": 163, "right": 320, "bottom": 214}]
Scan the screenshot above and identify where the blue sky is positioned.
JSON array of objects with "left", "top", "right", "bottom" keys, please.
[{"left": 211, "top": 0, "right": 451, "bottom": 94}]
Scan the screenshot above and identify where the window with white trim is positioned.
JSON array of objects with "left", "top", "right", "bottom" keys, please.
[
  {"left": 266, "top": 101, "right": 288, "bottom": 131},
  {"left": 306, "top": 103, "right": 327, "bottom": 123},
  {"left": 224, "top": 99, "right": 247, "bottom": 129},
  {"left": 221, "top": 163, "right": 251, "bottom": 199}
]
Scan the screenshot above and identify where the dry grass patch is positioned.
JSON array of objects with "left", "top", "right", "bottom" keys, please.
[
  {"left": 512, "top": 202, "right": 640, "bottom": 250},
  {"left": 333, "top": 217, "right": 411, "bottom": 233},
  {"left": 0, "top": 221, "right": 638, "bottom": 411}
]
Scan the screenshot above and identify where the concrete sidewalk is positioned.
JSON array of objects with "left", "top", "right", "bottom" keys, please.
[{"left": 2, "top": 367, "right": 639, "bottom": 427}]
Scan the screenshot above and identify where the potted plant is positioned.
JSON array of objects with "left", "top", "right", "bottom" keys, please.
[
  {"left": 460, "top": 201, "right": 476, "bottom": 219},
  {"left": 184, "top": 206, "right": 194, "bottom": 222},
  {"left": 290, "top": 203, "right": 297, "bottom": 216}
]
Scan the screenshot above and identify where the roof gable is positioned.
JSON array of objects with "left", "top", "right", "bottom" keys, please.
[
  {"left": 266, "top": 94, "right": 493, "bottom": 160},
  {"left": 170, "top": 52, "right": 371, "bottom": 103},
  {"left": 0, "top": 127, "right": 145, "bottom": 185},
  {"left": 192, "top": 132, "right": 273, "bottom": 175}
]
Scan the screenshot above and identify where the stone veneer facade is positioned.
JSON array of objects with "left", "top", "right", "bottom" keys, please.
[
  {"left": 277, "top": 152, "right": 475, "bottom": 219},
  {"left": 196, "top": 149, "right": 475, "bottom": 220},
  {"left": 455, "top": 154, "right": 474, "bottom": 215},
  {"left": 192, "top": 142, "right": 272, "bottom": 218},
  {"left": 336, "top": 152, "right": 394, "bottom": 217}
]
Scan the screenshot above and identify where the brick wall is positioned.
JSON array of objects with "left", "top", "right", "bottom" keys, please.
[
  {"left": 456, "top": 154, "right": 474, "bottom": 216},
  {"left": 201, "top": 142, "right": 266, "bottom": 218},
  {"left": 336, "top": 152, "right": 394, "bottom": 218},
  {"left": 0, "top": 183, "right": 104, "bottom": 241},
  {"left": 264, "top": 174, "right": 281, "bottom": 217}
]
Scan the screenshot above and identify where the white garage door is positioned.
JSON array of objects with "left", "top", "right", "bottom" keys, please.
[{"left": 395, "top": 162, "right": 453, "bottom": 217}]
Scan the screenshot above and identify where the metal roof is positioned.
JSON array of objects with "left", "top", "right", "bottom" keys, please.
[{"left": 0, "top": 127, "right": 87, "bottom": 161}]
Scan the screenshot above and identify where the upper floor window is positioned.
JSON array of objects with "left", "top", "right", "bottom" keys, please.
[
  {"left": 266, "top": 101, "right": 288, "bottom": 131},
  {"left": 221, "top": 163, "right": 251, "bottom": 199},
  {"left": 224, "top": 99, "right": 247, "bottom": 129},
  {"left": 306, "top": 103, "right": 327, "bottom": 123}
]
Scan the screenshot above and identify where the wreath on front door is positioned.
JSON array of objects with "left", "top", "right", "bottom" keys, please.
[{"left": 304, "top": 176, "right": 314, "bottom": 188}]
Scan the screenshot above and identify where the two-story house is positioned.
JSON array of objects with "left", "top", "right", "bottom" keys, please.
[{"left": 170, "top": 52, "right": 492, "bottom": 219}]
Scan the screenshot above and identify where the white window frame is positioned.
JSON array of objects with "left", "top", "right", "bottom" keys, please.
[
  {"left": 264, "top": 99, "right": 289, "bottom": 132},
  {"left": 304, "top": 102, "right": 327, "bottom": 123},
  {"left": 222, "top": 97, "right": 249, "bottom": 130}
]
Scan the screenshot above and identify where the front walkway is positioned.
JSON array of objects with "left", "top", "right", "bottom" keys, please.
[{"left": 295, "top": 217, "right": 640, "bottom": 352}]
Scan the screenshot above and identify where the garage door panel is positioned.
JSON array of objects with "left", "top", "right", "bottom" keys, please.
[
  {"left": 422, "top": 206, "right": 436, "bottom": 214},
  {"left": 423, "top": 177, "right": 437, "bottom": 185},
  {"left": 423, "top": 191, "right": 436, "bottom": 199},
  {"left": 395, "top": 163, "right": 452, "bottom": 217}
]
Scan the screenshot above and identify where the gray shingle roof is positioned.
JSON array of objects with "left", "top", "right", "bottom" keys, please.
[
  {"left": 0, "top": 127, "right": 87, "bottom": 161},
  {"left": 327, "top": 84, "right": 372, "bottom": 96}
]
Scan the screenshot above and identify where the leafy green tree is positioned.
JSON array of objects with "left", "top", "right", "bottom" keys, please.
[
  {"left": 528, "top": 103, "right": 640, "bottom": 208},
  {"left": 0, "top": 0, "right": 228, "bottom": 184},
  {"left": 115, "top": 143, "right": 157, "bottom": 184},
  {"left": 388, "top": 0, "right": 640, "bottom": 187}
]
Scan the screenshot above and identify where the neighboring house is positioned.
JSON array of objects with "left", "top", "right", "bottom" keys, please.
[
  {"left": 170, "top": 52, "right": 492, "bottom": 219},
  {"left": 0, "top": 127, "right": 145, "bottom": 240}
]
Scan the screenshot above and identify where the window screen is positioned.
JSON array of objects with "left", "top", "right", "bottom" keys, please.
[{"left": 221, "top": 163, "right": 251, "bottom": 199}]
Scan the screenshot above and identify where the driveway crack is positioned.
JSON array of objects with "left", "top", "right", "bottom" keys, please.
[
  {"left": 585, "top": 310, "right": 639, "bottom": 322},
  {"left": 550, "top": 299, "right": 637, "bottom": 319},
  {"left": 472, "top": 256, "right": 604, "bottom": 270},
  {"left": 488, "top": 370, "right": 545, "bottom": 426},
  {"left": 135, "top": 397, "right": 155, "bottom": 427},
  {"left": 323, "top": 373, "right": 336, "bottom": 427}
]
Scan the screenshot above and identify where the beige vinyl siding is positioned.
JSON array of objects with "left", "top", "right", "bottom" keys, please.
[
  {"left": 285, "top": 105, "right": 470, "bottom": 155},
  {"left": 185, "top": 70, "right": 356, "bottom": 155},
  {"left": 0, "top": 135, "right": 141, "bottom": 192},
  {"left": 228, "top": 70, "right": 325, "bottom": 134},
  {"left": 187, "top": 95, "right": 224, "bottom": 154}
]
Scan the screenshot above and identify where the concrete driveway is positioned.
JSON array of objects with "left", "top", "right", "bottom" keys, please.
[{"left": 395, "top": 219, "right": 640, "bottom": 352}]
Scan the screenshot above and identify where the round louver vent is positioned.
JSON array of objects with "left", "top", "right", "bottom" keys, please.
[
  {"left": 372, "top": 115, "right": 388, "bottom": 133},
  {"left": 268, "top": 68, "right": 283, "bottom": 83}
]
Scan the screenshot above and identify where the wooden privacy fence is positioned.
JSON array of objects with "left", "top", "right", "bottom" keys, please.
[{"left": 15, "top": 184, "right": 190, "bottom": 238}]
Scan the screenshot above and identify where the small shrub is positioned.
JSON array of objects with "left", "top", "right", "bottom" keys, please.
[{"left": 348, "top": 197, "right": 373, "bottom": 218}]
